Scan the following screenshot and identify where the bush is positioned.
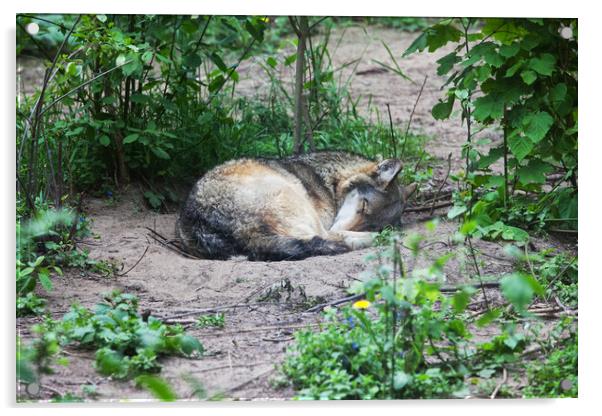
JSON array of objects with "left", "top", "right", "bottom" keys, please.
[{"left": 281, "top": 228, "right": 552, "bottom": 399}]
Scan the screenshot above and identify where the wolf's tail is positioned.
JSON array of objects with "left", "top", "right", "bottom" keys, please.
[{"left": 247, "top": 235, "right": 350, "bottom": 261}]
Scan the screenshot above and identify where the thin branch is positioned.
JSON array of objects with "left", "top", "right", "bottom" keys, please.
[
  {"left": 430, "top": 153, "right": 452, "bottom": 215},
  {"left": 116, "top": 245, "right": 149, "bottom": 276},
  {"left": 39, "top": 59, "right": 132, "bottom": 116},
  {"left": 490, "top": 368, "right": 508, "bottom": 399},
  {"left": 401, "top": 75, "right": 427, "bottom": 159},
  {"left": 467, "top": 236, "right": 490, "bottom": 310}
]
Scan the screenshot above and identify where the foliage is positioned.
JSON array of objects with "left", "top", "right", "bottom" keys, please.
[
  {"left": 17, "top": 14, "right": 428, "bottom": 215},
  {"left": 524, "top": 325, "right": 577, "bottom": 398},
  {"left": 17, "top": 293, "right": 47, "bottom": 317},
  {"left": 17, "top": 14, "right": 270, "bottom": 206},
  {"left": 405, "top": 18, "right": 578, "bottom": 238},
  {"left": 281, "top": 228, "right": 550, "bottom": 399},
  {"left": 16, "top": 204, "right": 114, "bottom": 308},
  {"left": 196, "top": 313, "right": 225, "bottom": 329},
  {"left": 516, "top": 249, "right": 578, "bottom": 308},
  {"left": 135, "top": 374, "right": 177, "bottom": 401},
  {"left": 21, "top": 291, "right": 203, "bottom": 381}
]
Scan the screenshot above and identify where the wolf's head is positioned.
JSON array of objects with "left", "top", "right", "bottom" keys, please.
[{"left": 331, "top": 158, "right": 403, "bottom": 232}]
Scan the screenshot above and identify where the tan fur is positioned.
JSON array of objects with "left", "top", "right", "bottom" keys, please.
[{"left": 177, "top": 151, "right": 403, "bottom": 260}]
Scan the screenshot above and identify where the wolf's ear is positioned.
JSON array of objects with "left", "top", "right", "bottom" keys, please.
[{"left": 374, "top": 159, "right": 402, "bottom": 189}]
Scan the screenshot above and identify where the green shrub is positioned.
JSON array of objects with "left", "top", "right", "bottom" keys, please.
[
  {"left": 524, "top": 331, "right": 577, "bottom": 398},
  {"left": 22, "top": 291, "right": 203, "bottom": 381},
  {"left": 281, "top": 228, "right": 547, "bottom": 399}
]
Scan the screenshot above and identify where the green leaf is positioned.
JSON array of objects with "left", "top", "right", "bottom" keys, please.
[
  {"left": 501, "top": 273, "right": 544, "bottom": 312},
  {"left": 96, "top": 14, "right": 107, "bottom": 23},
  {"left": 135, "top": 375, "right": 177, "bottom": 402},
  {"left": 266, "top": 56, "right": 278, "bottom": 69},
  {"left": 436, "top": 52, "right": 460, "bottom": 75},
  {"left": 393, "top": 372, "right": 413, "bottom": 389},
  {"left": 447, "top": 205, "right": 467, "bottom": 219},
  {"left": 431, "top": 96, "right": 455, "bottom": 120},
  {"left": 151, "top": 147, "right": 171, "bottom": 160},
  {"left": 95, "top": 348, "right": 129, "bottom": 378},
  {"left": 403, "top": 31, "right": 428, "bottom": 56},
  {"left": 500, "top": 225, "right": 529, "bottom": 242},
  {"left": 529, "top": 53, "right": 556, "bottom": 76},
  {"left": 123, "top": 134, "right": 139, "bottom": 144},
  {"left": 425, "top": 23, "right": 463, "bottom": 52},
  {"left": 507, "top": 132, "right": 534, "bottom": 161},
  {"left": 141, "top": 51, "right": 153, "bottom": 64},
  {"left": 473, "top": 94, "right": 504, "bottom": 121},
  {"left": 208, "top": 75, "right": 226, "bottom": 93},
  {"left": 451, "top": 286, "right": 476, "bottom": 313},
  {"left": 177, "top": 334, "right": 204, "bottom": 357},
  {"left": 99, "top": 135, "right": 111, "bottom": 147},
  {"left": 122, "top": 56, "right": 142, "bottom": 76},
  {"left": 130, "top": 93, "right": 150, "bottom": 104},
  {"left": 505, "top": 61, "right": 523, "bottom": 77},
  {"left": 116, "top": 55, "right": 127, "bottom": 67},
  {"left": 499, "top": 43, "right": 520, "bottom": 58},
  {"left": 550, "top": 83, "right": 568, "bottom": 105},
  {"left": 476, "top": 308, "right": 502, "bottom": 327},
  {"left": 38, "top": 269, "right": 53, "bottom": 292},
  {"left": 523, "top": 111, "right": 554, "bottom": 143},
  {"left": 284, "top": 53, "right": 297, "bottom": 66},
  {"left": 244, "top": 19, "right": 265, "bottom": 42},
  {"left": 144, "top": 191, "right": 163, "bottom": 209},
  {"left": 520, "top": 70, "right": 537, "bottom": 85},
  {"left": 483, "top": 50, "right": 503, "bottom": 68},
  {"left": 210, "top": 52, "right": 228, "bottom": 72},
  {"left": 518, "top": 159, "right": 554, "bottom": 184},
  {"left": 477, "top": 146, "right": 504, "bottom": 169}
]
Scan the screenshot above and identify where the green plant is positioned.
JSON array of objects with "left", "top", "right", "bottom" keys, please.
[
  {"left": 135, "top": 374, "right": 177, "bottom": 401},
  {"left": 281, "top": 227, "right": 548, "bottom": 399},
  {"left": 196, "top": 313, "right": 225, "bottom": 329},
  {"left": 405, "top": 18, "right": 577, "bottom": 238},
  {"left": 523, "top": 327, "right": 577, "bottom": 398},
  {"left": 23, "top": 291, "right": 203, "bottom": 381},
  {"left": 17, "top": 14, "right": 270, "bottom": 206},
  {"left": 17, "top": 293, "right": 46, "bottom": 317}
]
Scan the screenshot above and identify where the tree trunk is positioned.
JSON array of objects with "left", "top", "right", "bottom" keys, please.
[{"left": 292, "top": 16, "right": 309, "bottom": 154}]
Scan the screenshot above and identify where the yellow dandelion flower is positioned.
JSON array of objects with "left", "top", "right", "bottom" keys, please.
[{"left": 352, "top": 299, "right": 371, "bottom": 309}]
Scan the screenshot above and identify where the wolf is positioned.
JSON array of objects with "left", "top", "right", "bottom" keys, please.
[{"left": 176, "top": 151, "right": 404, "bottom": 261}]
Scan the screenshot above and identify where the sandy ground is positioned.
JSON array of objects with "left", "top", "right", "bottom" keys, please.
[{"left": 16, "top": 25, "right": 574, "bottom": 402}]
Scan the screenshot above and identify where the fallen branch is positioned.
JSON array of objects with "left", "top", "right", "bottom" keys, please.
[
  {"left": 158, "top": 301, "right": 301, "bottom": 321},
  {"left": 430, "top": 153, "right": 452, "bottom": 215},
  {"left": 548, "top": 229, "right": 578, "bottom": 235},
  {"left": 490, "top": 368, "right": 508, "bottom": 399},
  {"left": 194, "top": 361, "right": 274, "bottom": 374},
  {"left": 145, "top": 227, "right": 201, "bottom": 259},
  {"left": 198, "top": 322, "right": 322, "bottom": 338},
  {"left": 308, "top": 282, "right": 502, "bottom": 313},
  {"left": 404, "top": 201, "right": 453, "bottom": 213},
  {"left": 306, "top": 293, "right": 365, "bottom": 312},
  {"left": 116, "top": 245, "right": 149, "bottom": 276}
]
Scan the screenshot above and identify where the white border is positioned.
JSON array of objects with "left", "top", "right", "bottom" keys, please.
[{"left": 2, "top": 1, "right": 599, "bottom": 415}]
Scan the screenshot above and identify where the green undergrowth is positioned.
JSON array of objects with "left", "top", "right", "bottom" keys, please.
[
  {"left": 18, "top": 291, "right": 203, "bottom": 385},
  {"left": 279, "top": 227, "right": 577, "bottom": 399}
]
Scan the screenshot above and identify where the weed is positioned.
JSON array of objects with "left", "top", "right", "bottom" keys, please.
[
  {"left": 196, "top": 313, "right": 226, "bottom": 329},
  {"left": 20, "top": 291, "right": 203, "bottom": 382},
  {"left": 17, "top": 293, "right": 46, "bottom": 317},
  {"left": 523, "top": 328, "right": 577, "bottom": 398}
]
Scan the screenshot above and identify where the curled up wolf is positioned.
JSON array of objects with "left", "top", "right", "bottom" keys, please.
[{"left": 176, "top": 151, "right": 405, "bottom": 261}]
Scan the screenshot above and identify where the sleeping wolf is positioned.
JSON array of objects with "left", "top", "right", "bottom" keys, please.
[{"left": 176, "top": 151, "right": 403, "bottom": 261}]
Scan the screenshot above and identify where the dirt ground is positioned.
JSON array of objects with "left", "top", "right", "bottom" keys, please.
[{"left": 16, "top": 25, "right": 575, "bottom": 402}]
